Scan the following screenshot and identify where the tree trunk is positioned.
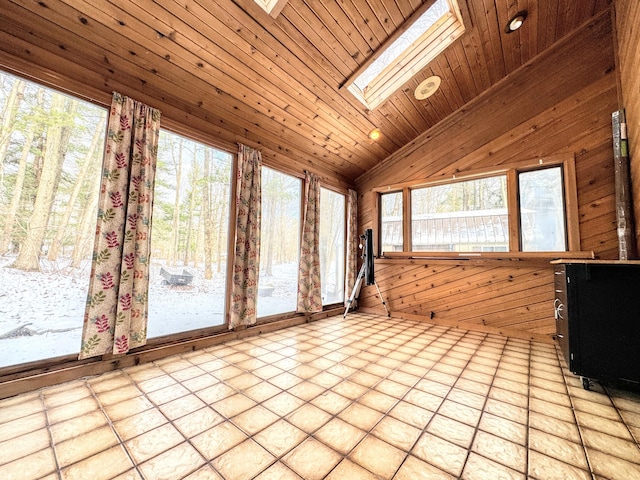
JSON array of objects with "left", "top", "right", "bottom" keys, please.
[
  {"left": 215, "top": 184, "right": 227, "bottom": 273},
  {"left": 0, "top": 127, "right": 33, "bottom": 254},
  {"left": 170, "top": 138, "right": 183, "bottom": 266},
  {"left": 13, "top": 94, "right": 71, "bottom": 271},
  {"left": 0, "top": 78, "right": 26, "bottom": 198},
  {"left": 71, "top": 164, "right": 101, "bottom": 269},
  {"left": 184, "top": 160, "right": 199, "bottom": 265},
  {"left": 202, "top": 149, "right": 213, "bottom": 279},
  {"left": 47, "top": 111, "right": 105, "bottom": 261}
]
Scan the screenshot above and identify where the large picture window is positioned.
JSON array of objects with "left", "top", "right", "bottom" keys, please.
[
  {"left": 376, "top": 157, "right": 577, "bottom": 256},
  {"left": 380, "top": 191, "right": 403, "bottom": 253},
  {"left": 148, "top": 131, "right": 233, "bottom": 338},
  {"left": 319, "top": 187, "right": 345, "bottom": 305},
  {"left": 258, "top": 167, "right": 301, "bottom": 317},
  {"left": 0, "top": 71, "right": 107, "bottom": 367},
  {"left": 411, "top": 176, "right": 508, "bottom": 252},
  {"left": 518, "top": 167, "right": 566, "bottom": 251}
]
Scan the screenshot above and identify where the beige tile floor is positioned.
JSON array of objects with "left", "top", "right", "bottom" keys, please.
[{"left": 1, "top": 313, "right": 639, "bottom": 480}]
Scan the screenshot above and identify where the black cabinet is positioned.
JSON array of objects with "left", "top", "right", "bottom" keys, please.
[{"left": 553, "top": 261, "right": 640, "bottom": 388}]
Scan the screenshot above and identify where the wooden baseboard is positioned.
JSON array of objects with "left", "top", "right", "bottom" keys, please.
[
  {"left": 0, "top": 315, "right": 311, "bottom": 400},
  {"left": 358, "top": 307, "right": 556, "bottom": 344}
]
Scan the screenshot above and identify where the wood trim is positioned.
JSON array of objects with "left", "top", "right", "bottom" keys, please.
[
  {"left": 507, "top": 169, "right": 520, "bottom": 251},
  {"left": 357, "top": 307, "right": 555, "bottom": 344},
  {"left": 267, "top": 0, "right": 289, "bottom": 18},
  {"left": 381, "top": 250, "right": 595, "bottom": 263},
  {"left": 551, "top": 259, "right": 640, "bottom": 265},
  {"left": 403, "top": 187, "right": 411, "bottom": 251},
  {"left": 372, "top": 190, "right": 381, "bottom": 256},
  {"left": 370, "top": 153, "right": 574, "bottom": 193},
  {"left": 563, "top": 155, "right": 581, "bottom": 251},
  {"left": 0, "top": 309, "right": 343, "bottom": 400},
  {"left": 342, "top": 0, "right": 440, "bottom": 88}
]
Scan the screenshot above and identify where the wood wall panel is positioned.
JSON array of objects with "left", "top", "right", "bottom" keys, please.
[
  {"left": 614, "top": 0, "right": 640, "bottom": 254},
  {"left": 0, "top": 0, "right": 613, "bottom": 183},
  {"left": 355, "top": 13, "right": 618, "bottom": 341}
]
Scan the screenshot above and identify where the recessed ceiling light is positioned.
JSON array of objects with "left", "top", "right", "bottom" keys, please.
[
  {"left": 368, "top": 128, "right": 381, "bottom": 140},
  {"left": 415, "top": 76, "right": 441, "bottom": 100},
  {"left": 505, "top": 11, "right": 527, "bottom": 33}
]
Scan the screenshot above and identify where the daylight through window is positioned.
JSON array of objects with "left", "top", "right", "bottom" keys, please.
[
  {"left": 348, "top": 0, "right": 465, "bottom": 110},
  {"left": 0, "top": 71, "right": 107, "bottom": 367},
  {"left": 411, "top": 176, "right": 509, "bottom": 252},
  {"left": 380, "top": 191, "right": 403, "bottom": 253},
  {"left": 319, "top": 187, "right": 346, "bottom": 305},
  {"left": 147, "top": 131, "right": 233, "bottom": 338},
  {"left": 519, "top": 167, "right": 566, "bottom": 251},
  {"left": 257, "top": 167, "right": 301, "bottom": 317},
  {"left": 377, "top": 160, "right": 575, "bottom": 255}
]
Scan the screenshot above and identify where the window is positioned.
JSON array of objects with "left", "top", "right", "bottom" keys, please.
[
  {"left": 0, "top": 71, "right": 106, "bottom": 367},
  {"left": 319, "top": 187, "right": 345, "bottom": 305},
  {"left": 148, "top": 131, "right": 233, "bottom": 338},
  {"left": 411, "top": 176, "right": 508, "bottom": 252},
  {"left": 380, "top": 191, "right": 403, "bottom": 253},
  {"left": 376, "top": 158, "right": 578, "bottom": 255},
  {"left": 347, "top": 0, "right": 465, "bottom": 110},
  {"left": 519, "top": 167, "right": 566, "bottom": 251},
  {"left": 258, "top": 167, "right": 301, "bottom": 317}
]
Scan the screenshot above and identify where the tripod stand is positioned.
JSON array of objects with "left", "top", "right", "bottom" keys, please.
[{"left": 343, "top": 260, "right": 390, "bottom": 318}]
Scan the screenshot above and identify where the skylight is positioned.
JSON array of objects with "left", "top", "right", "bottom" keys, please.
[
  {"left": 347, "top": 0, "right": 465, "bottom": 110},
  {"left": 254, "top": 0, "right": 288, "bottom": 17}
]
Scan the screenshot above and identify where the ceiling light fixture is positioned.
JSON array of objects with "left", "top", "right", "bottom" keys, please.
[
  {"left": 369, "top": 128, "right": 381, "bottom": 140},
  {"left": 505, "top": 11, "right": 527, "bottom": 33},
  {"left": 415, "top": 76, "right": 441, "bottom": 100}
]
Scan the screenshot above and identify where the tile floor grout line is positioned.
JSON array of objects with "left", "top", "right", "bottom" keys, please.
[
  {"left": 310, "top": 318, "right": 454, "bottom": 479},
  {"left": 524, "top": 338, "right": 534, "bottom": 480},
  {"left": 557, "top": 346, "right": 598, "bottom": 480},
  {"left": 40, "top": 388, "right": 63, "bottom": 480},
  {"left": 110, "top": 364, "right": 218, "bottom": 479},
  {"left": 451, "top": 330, "right": 509, "bottom": 480},
  {"left": 3, "top": 312, "right": 640, "bottom": 479},
  {"left": 86, "top": 377, "right": 149, "bottom": 479}
]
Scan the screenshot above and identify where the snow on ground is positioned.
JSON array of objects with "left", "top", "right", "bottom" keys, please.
[{"left": 0, "top": 256, "right": 299, "bottom": 368}]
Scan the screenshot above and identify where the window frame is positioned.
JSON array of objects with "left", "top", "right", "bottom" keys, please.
[
  {"left": 253, "top": 0, "right": 289, "bottom": 18},
  {"left": 373, "top": 155, "right": 581, "bottom": 257},
  {"left": 319, "top": 186, "right": 348, "bottom": 307},
  {"left": 256, "top": 165, "right": 303, "bottom": 319}
]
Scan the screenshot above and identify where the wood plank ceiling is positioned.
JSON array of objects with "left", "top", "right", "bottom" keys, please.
[{"left": 0, "top": 0, "right": 612, "bottom": 184}]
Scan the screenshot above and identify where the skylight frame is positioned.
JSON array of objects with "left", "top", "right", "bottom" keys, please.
[
  {"left": 254, "top": 0, "right": 288, "bottom": 18},
  {"left": 346, "top": 0, "right": 465, "bottom": 111}
]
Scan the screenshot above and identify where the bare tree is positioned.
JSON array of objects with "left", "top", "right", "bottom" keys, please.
[
  {"left": 0, "top": 87, "right": 43, "bottom": 254},
  {"left": 169, "top": 137, "right": 183, "bottom": 266},
  {"left": 0, "top": 78, "right": 26, "bottom": 198},
  {"left": 183, "top": 154, "right": 200, "bottom": 265},
  {"left": 12, "top": 94, "right": 75, "bottom": 271},
  {"left": 71, "top": 161, "right": 101, "bottom": 269},
  {"left": 202, "top": 148, "right": 213, "bottom": 279},
  {"left": 47, "top": 111, "right": 106, "bottom": 261}
]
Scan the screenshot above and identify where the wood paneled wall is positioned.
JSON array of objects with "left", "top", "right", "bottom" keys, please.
[
  {"left": 614, "top": 0, "right": 640, "bottom": 253},
  {"left": 355, "top": 12, "right": 618, "bottom": 342}
]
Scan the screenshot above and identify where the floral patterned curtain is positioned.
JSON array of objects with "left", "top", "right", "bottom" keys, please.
[
  {"left": 344, "top": 189, "right": 358, "bottom": 307},
  {"left": 297, "top": 172, "right": 322, "bottom": 313},
  {"left": 79, "top": 93, "right": 160, "bottom": 359},
  {"left": 229, "top": 144, "right": 262, "bottom": 329}
]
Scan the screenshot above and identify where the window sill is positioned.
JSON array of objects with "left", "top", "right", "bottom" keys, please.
[{"left": 379, "top": 251, "right": 595, "bottom": 266}]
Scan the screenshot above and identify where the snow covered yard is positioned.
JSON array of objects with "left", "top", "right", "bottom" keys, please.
[{"left": 0, "top": 257, "right": 299, "bottom": 368}]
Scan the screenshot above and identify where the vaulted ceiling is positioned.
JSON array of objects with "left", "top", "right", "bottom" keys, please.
[{"left": 0, "top": 0, "right": 612, "bottom": 184}]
